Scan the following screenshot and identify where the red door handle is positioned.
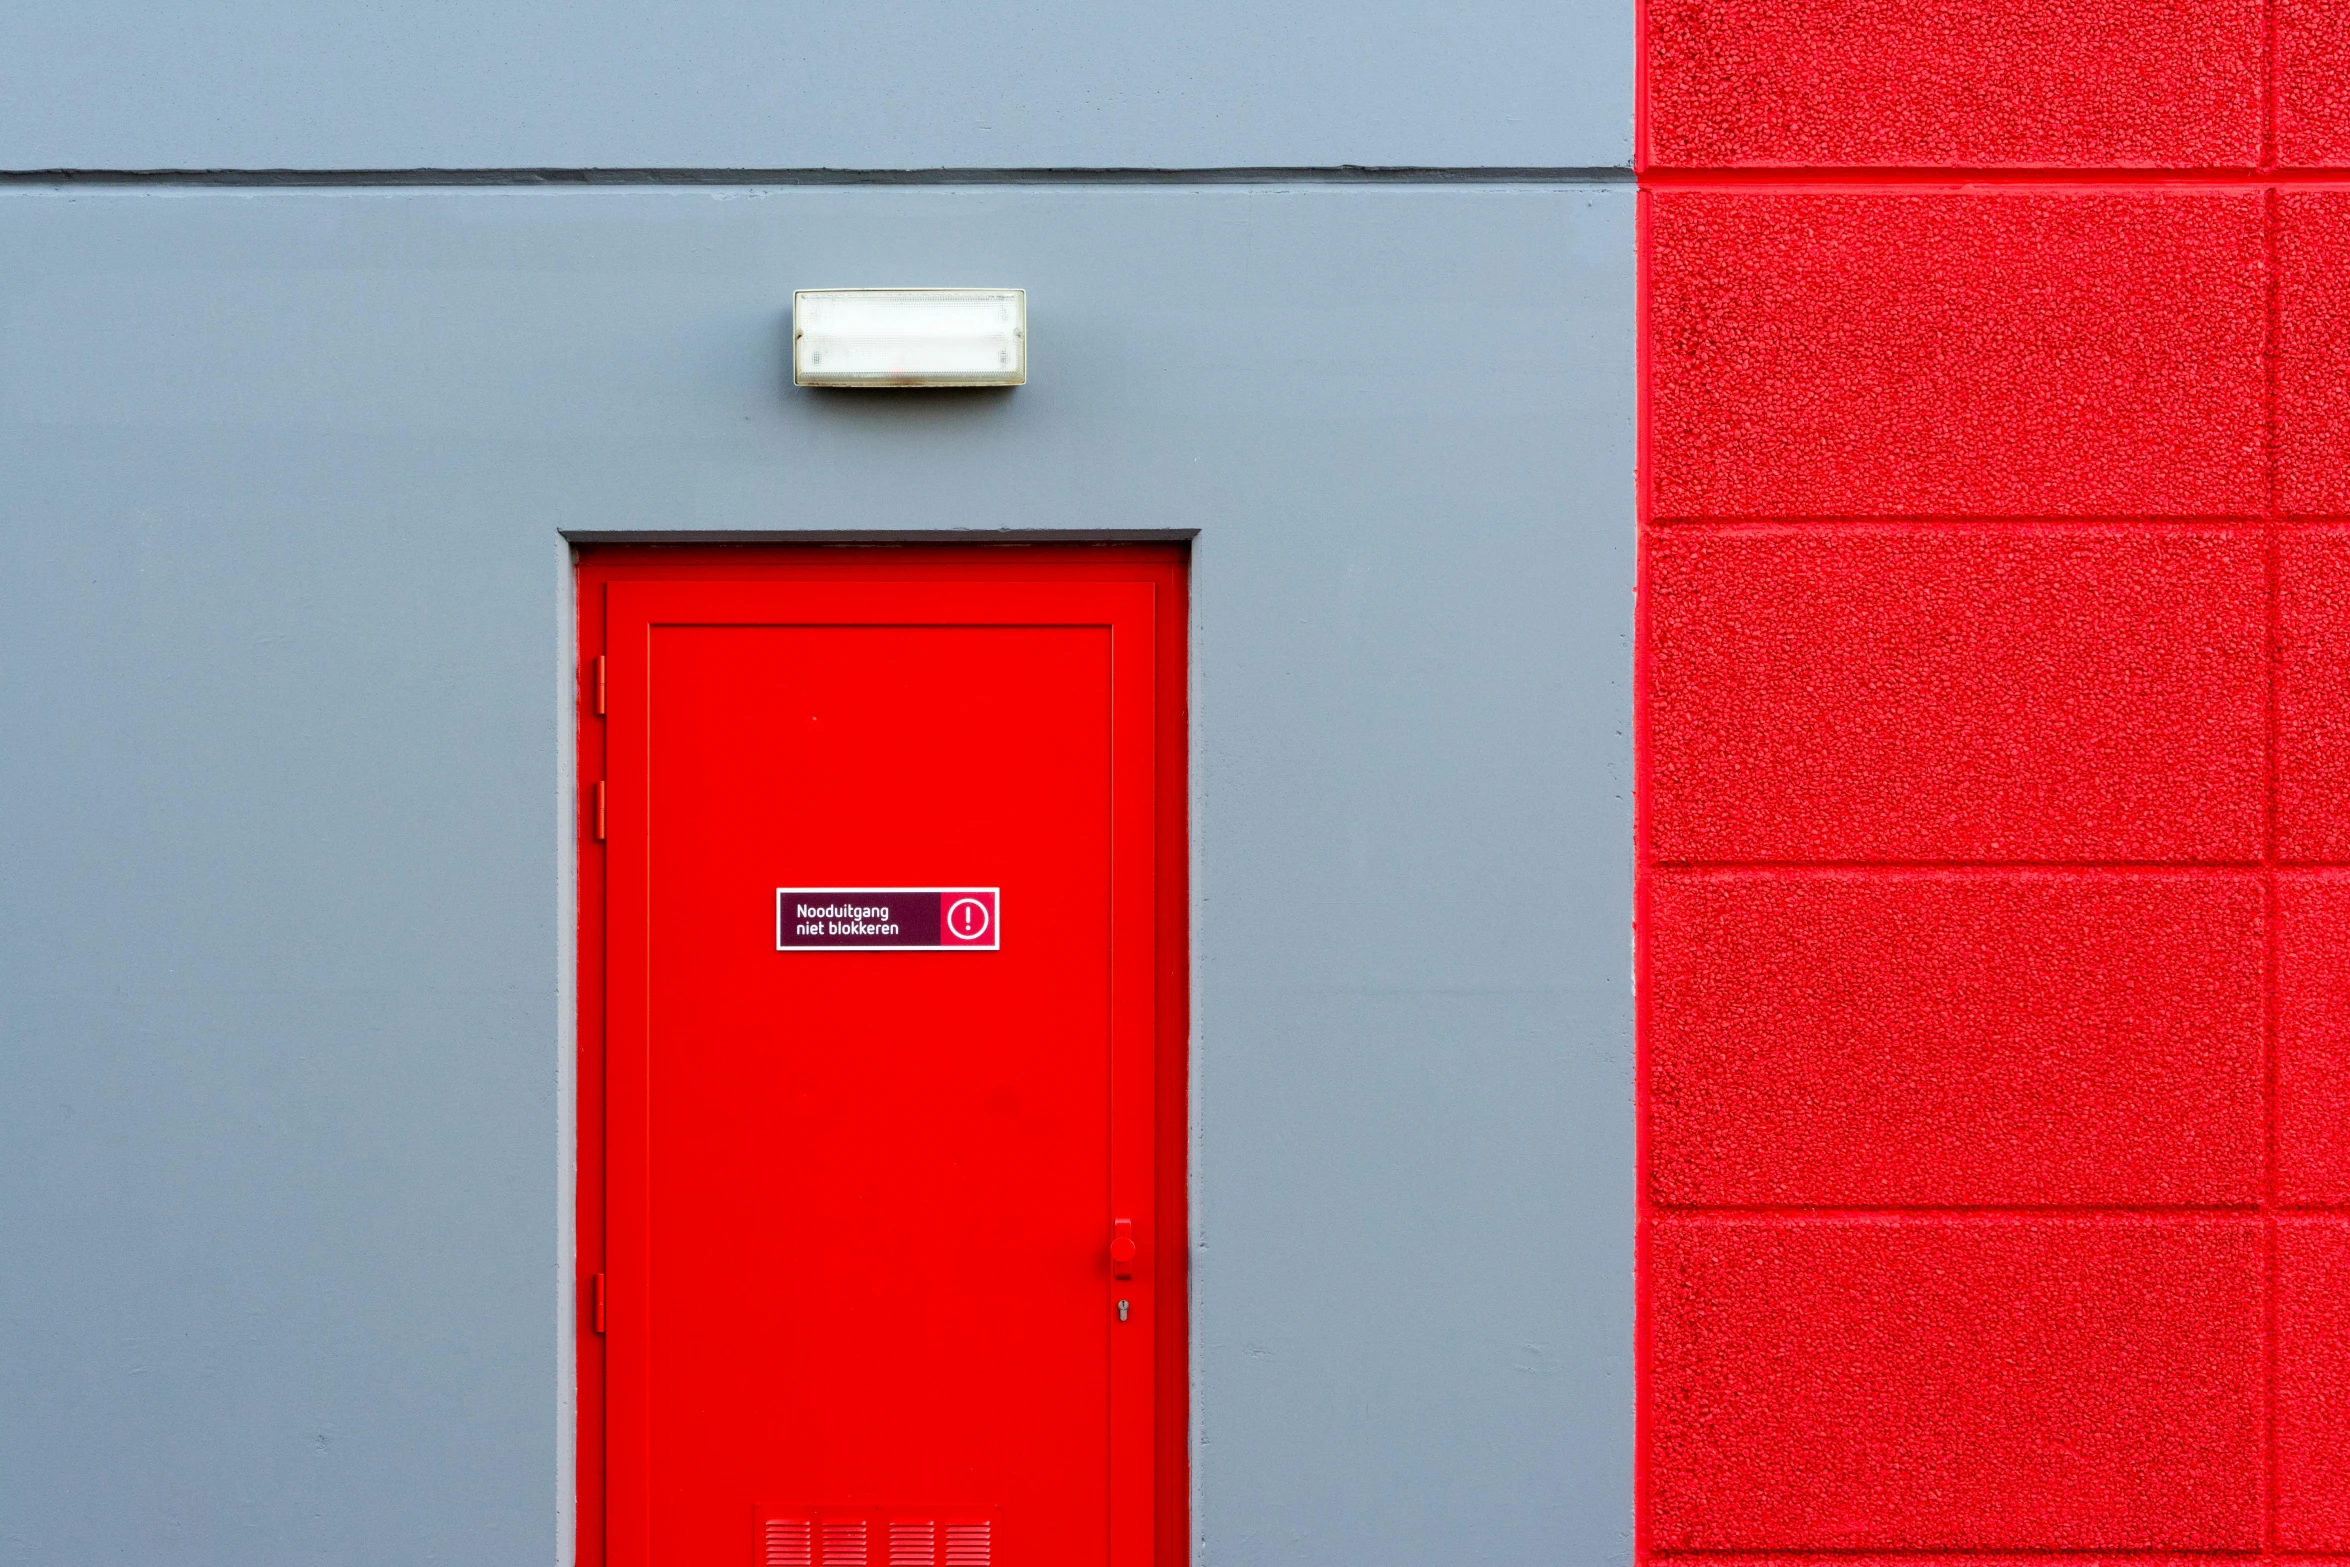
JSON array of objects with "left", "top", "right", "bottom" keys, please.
[{"left": 1110, "top": 1218, "right": 1137, "bottom": 1273}]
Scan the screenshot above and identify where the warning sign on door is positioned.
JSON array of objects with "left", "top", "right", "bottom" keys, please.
[{"left": 776, "top": 888, "right": 1000, "bottom": 951}]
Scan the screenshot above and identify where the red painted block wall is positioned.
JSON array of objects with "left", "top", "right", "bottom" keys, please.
[{"left": 1641, "top": 2, "right": 2350, "bottom": 1560}]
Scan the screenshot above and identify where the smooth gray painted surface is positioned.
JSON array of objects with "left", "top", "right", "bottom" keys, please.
[
  {"left": 0, "top": 182, "right": 1634, "bottom": 1565},
  {"left": 0, "top": 1, "right": 1632, "bottom": 173}
]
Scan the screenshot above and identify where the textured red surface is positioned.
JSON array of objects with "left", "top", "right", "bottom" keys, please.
[
  {"left": 2279, "top": 195, "right": 2350, "bottom": 516},
  {"left": 2279, "top": 1221, "right": 2350, "bottom": 1550},
  {"left": 1645, "top": 526, "right": 2266, "bottom": 862},
  {"left": 1645, "top": 0, "right": 2260, "bottom": 168},
  {"left": 1647, "top": 1218, "right": 2262, "bottom": 1550},
  {"left": 1657, "top": 1560, "right": 2232, "bottom": 1567},
  {"left": 2278, "top": 0, "right": 2350, "bottom": 165},
  {"left": 2280, "top": 529, "right": 2350, "bottom": 860},
  {"left": 1659, "top": 1560, "right": 2243, "bottom": 1567},
  {"left": 1648, "top": 192, "right": 2267, "bottom": 518},
  {"left": 1642, "top": 9, "right": 2346, "bottom": 1560},
  {"left": 1648, "top": 871, "right": 2263, "bottom": 1206},
  {"left": 2279, "top": 875, "right": 2350, "bottom": 1205}
]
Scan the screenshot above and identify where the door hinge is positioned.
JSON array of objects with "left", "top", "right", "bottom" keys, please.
[
  {"left": 594, "top": 655, "right": 606, "bottom": 716},
  {"left": 592, "top": 1271, "right": 607, "bottom": 1334},
  {"left": 593, "top": 780, "right": 606, "bottom": 842}
]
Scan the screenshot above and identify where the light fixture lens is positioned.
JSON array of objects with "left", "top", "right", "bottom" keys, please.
[{"left": 793, "top": 289, "right": 1027, "bottom": 388}]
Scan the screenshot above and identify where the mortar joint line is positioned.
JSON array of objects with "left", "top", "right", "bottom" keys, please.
[{"left": 2260, "top": 164, "right": 2282, "bottom": 1563}]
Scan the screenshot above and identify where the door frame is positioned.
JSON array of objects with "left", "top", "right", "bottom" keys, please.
[{"left": 572, "top": 543, "right": 1190, "bottom": 1567}]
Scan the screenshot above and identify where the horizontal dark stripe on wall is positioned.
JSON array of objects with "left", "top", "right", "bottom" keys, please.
[{"left": 0, "top": 164, "right": 1638, "bottom": 187}]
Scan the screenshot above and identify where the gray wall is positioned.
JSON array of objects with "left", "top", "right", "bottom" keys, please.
[
  {"left": 0, "top": 0, "right": 1631, "bottom": 172},
  {"left": 0, "top": 176, "right": 1632, "bottom": 1567}
]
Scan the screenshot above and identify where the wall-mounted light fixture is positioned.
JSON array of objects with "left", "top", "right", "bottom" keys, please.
[{"left": 792, "top": 289, "right": 1027, "bottom": 388}]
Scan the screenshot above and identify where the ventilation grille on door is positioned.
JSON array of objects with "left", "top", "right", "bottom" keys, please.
[
  {"left": 764, "top": 1518, "right": 812, "bottom": 1567},
  {"left": 822, "top": 1520, "right": 868, "bottom": 1567},
  {"left": 755, "top": 1511, "right": 993, "bottom": 1567},
  {"left": 889, "top": 1520, "right": 936, "bottom": 1567}
]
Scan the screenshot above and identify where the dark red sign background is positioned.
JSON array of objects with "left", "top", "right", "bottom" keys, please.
[{"left": 775, "top": 888, "right": 999, "bottom": 950}]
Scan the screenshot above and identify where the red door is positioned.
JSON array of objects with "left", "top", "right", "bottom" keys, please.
[{"left": 579, "top": 549, "right": 1186, "bottom": 1567}]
